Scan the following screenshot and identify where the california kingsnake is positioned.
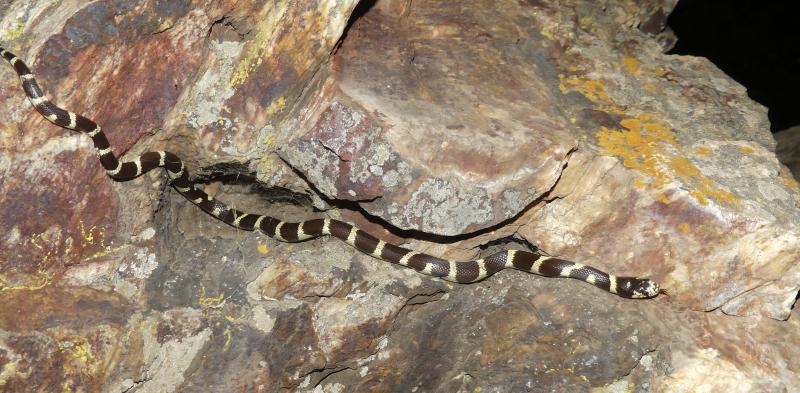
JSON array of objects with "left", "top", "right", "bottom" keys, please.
[{"left": 0, "top": 47, "right": 662, "bottom": 299}]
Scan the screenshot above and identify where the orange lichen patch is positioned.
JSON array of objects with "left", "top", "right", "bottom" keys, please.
[
  {"left": 694, "top": 146, "right": 712, "bottom": 156},
  {"left": 597, "top": 113, "right": 675, "bottom": 190},
  {"left": 668, "top": 156, "right": 701, "bottom": 177},
  {"left": 677, "top": 223, "right": 690, "bottom": 232},
  {"left": 559, "top": 66, "right": 740, "bottom": 208},
  {"left": 257, "top": 243, "right": 269, "bottom": 255},
  {"left": 783, "top": 177, "right": 799, "bottom": 190},
  {"left": 644, "top": 83, "right": 657, "bottom": 93},
  {"left": 559, "top": 75, "right": 621, "bottom": 113},
  {"left": 622, "top": 56, "right": 641, "bottom": 74},
  {"left": 597, "top": 113, "right": 741, "bottom": 207},
  {"left": 669, "top": 156, "right": 740, "bottom": 206},
  {"left": 739, "top": 146, "right": 754, "bottom": 154}
]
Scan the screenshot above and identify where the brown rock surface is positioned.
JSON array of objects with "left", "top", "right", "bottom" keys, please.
[
  {"left": 0, "top": 0, "right": 798, "bottom": 392},
  {"left": 775, "top": 125, "right": 800, "bottom": 179},
  {"left": 282, "top": 2, "right": 577, "bottom": 235}
]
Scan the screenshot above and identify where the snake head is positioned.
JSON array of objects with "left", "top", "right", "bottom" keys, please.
[{"left": 617, "top": 277, "right": 661, "bottom": 299}]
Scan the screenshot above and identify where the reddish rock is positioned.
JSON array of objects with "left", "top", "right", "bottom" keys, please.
[{"left": 0, "top": 0, "right": 798, "bottom": 392}]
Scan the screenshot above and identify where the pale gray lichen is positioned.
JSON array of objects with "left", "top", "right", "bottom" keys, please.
[
  {"left": 184, "top": 40, "right": 244, "bottom": 129},
  {"left": 369, "top": 164, "right": 383, "bottom": 176},
  {"left": 501, "top": 189, "right": 530, "bottom": 217},
  {"left": 394, "top": 178, "right": 494, "bottom": 235}
]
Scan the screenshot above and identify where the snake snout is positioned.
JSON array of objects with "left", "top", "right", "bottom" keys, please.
[{"left": 631, "top": 279, "right": 660, "bottom": 299}]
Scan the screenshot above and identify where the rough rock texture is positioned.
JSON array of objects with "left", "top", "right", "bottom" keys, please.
[
  {"left": 775, "top": 125, "right": 800, "bottom": 179},
  {"left": 282, "top": 3, "right": 578, "bottom": 236},
  {"left": 1, "top": 0, "right": 798, "bottom": 392}
]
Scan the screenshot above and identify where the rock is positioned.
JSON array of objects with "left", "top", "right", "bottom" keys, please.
[
  {"left": 774, "top": 125, "right": 800, "bottom": 179},
  {"left": 282, "top": 4, "right": 577, "bottom": 235},
  {"left": 285, "top": 0, "right": 800, "bottom": 319},
  {"left": 0, "top": 0, "right": 798, "bottom": 392}
]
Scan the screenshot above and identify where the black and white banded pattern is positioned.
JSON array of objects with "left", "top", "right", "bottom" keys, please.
[{"left": 1, "top": 47, "right": 662, "bottom": 299}]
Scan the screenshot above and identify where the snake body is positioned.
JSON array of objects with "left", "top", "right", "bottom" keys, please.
[{"left": 1, "top": 47, "right": 661, "bottom": 299}]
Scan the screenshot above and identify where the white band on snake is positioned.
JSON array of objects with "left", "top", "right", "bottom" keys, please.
[{"left": 0, "top": 47, "right": 661, "bottom": 299}]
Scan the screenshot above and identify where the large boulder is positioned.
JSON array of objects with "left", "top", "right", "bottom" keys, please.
[{"left": 0, "top": 0, "right": 797, "bottom": 391}]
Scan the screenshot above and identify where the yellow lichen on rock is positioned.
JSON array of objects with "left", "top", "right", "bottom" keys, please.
[
  {"left": 693, "top": 146, "right": 712, "bottom": 156},
  {"left": 559, "top": 74, "right": 625, "bottom": 115},
  {"left": 198, "top": 287, "right": 226, "bottom": 309},
  {"left": 56, "top": 336, "right": 97, "bottom": 375},
  {"left": 783, "top": 177, "right": 799, "bottom": 190},
  {"left": 622, "top": 56, "right": 640, "bottom": 74},
  {"left": 668, "top": 156, "right": 740, "bottom": 206},
  {"left": 597, "top": 113, "right": 740, "bottom": 206},
  {"left": 229, "top": 1, "right": 289, "bottom": 87},
  {"left": 0, "top": 361, "right": 17, "bottom": 387},
  {"left": 739, "top": 146, "right": 754, "bottom": 154},
  {"left": 230, "top": 0, "right": 341, "bottom": 90},
  {"left": 560, "top": 75, "right": 611, "bottom": 105},
  {"left": 1, "top": 18, "right": 26, "bottom": 50},
  {"left": 266, "top": 96, "right": 287, "bottom": 116}
]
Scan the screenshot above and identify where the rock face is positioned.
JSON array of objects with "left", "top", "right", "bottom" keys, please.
[
  {"left": 0, "top": 0, "right": 798, "bottom": 392},
  {"left": 775, "top": 125, "right": 800, "bottom": 179},
  {"left": 282, "top": 2, "right": 577, "bottom": 235}
]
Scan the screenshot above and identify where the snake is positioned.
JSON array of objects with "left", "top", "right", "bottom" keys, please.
[{"left": 1, "top": 47, "right": 661, "bottom": 299}]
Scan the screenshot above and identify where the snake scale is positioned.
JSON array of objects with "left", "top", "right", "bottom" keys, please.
[{"left": 1, "top": 47, "right": 661, "bottom": 299}]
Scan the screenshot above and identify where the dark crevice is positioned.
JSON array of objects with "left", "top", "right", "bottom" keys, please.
[
  {"left": 120, "top": 375, "right": 152, "bottom": 393},
  {"left": 194, "top": 162, "right": 257, "bottom": 184},
  {"left": 249, "top": 185, "right": 314, "bottom": 207},
  {"left": 191, "top": 161, "right": 314, "bottom": 207},
  {"left": 333, "top": 0, "right": 379, "bottom": 54},
  {"left": 319, "top": 140, "right": 351, "bottom": 162},
  {"left": 207, "top": 15, "right": 249, "bottom": 40},
  {"left": 207, "top": 16, "right": 229, "bottom": 38},
  {"left": 146, "top": 143, "right": 578, "bottom": 302},
  {"left": 350, "top": 0, "right": 379, "bottom": 22},
  {"left": 277, "top": 154, "right": 554, "bottom": 245},
  {"left": 157, "top": 160, "right": 315, "bottom": 229},
  {"left": 171, "top": 151, "right": 557, "bottom": 255},
  {"left": 478, "top": 235, "right": 543, "bottom": 256},
  {"left": 344, "top": 0, "right": 379, "bottom": 37},
  {"left": 307, "top": 365, "right": 352, "bottom": 388},
  {"left": 618, "top": 347, "right": 658, "bottom": 381},
  {"left": 393, "top": 289, "right": 448, "bottom": 327},
  {"left": 300, "top": 293, "right": 337, "bottom": 301},
  {"left": 151, "top": 24, "right": 174, "bottom": 35},
  {"left": 403, "top": 290, "right": 446, "bottom": 307},
  {"left": 171, "top": 144, "right": 574, "bottom": 256}
]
